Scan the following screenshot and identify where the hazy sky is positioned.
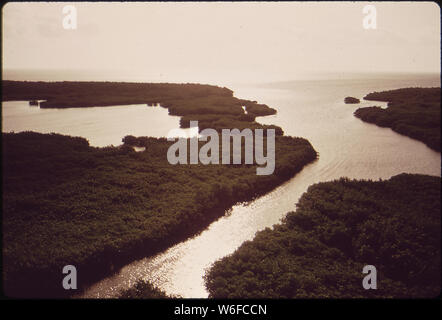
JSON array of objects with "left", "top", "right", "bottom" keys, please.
[{"left": 2, "top": 2, "right": 440, "bottom": 83}]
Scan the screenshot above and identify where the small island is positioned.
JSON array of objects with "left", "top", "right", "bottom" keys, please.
[
  {"left": 354, "top": 87, "right": 440, "bottom": 152},
  {"left": 344, "top": 97, "right": 360, "bottom": 104}
]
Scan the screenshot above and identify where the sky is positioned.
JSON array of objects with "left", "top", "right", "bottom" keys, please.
[{"left": 2, "top": 2, "right": 440, "bottom": 83}]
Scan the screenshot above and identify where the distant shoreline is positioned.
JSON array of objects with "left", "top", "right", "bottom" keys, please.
[{"left": 3, "top": 69, "right": 440, "bottom": 84}]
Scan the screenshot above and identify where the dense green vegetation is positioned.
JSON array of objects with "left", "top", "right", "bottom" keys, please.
[
  {"left": 2, "top": 80, "right": 280, "bottom": 135},
  {"left": 354, "top": 87, "right": 440, "bottom": 151},
  {"left": 119, "top": 280, "right": 172, "bottom": 299},
  {"left": 2, "top": 131, "right": 317, "bottom": 298},
  {"left": 344, "top": 97, "right": 360, "bottom": 104},
  {"left": 205, "top": 174, "right": 441, "bottom": 298}
]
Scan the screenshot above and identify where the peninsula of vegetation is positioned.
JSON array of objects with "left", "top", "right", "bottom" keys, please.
[
  {"left": 2, "top": 81, "right": 317, "bottom": 298},
  {"left": 354, "top": 87, "right": 440, "bottom": 152},
  {"left": 205, "top": 174, "right": 441, "bottom": 298},
  {"left": 2, "top": 81, "right": 282, "bottom": 134}
]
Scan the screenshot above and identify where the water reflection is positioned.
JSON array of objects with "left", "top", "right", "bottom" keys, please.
[{"left": 1, "top": 101, "right": 196, "bottom": 147}]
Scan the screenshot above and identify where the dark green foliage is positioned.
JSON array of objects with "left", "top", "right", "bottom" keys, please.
[
  {"left": 354, "top": 87, "right": 440, "bottom": 151},
  {"left": 205, "top": 174, "right": 441, "bottom": 298},
  {"left": 2, "top": 131, "right": 317, "bottom": 298},
  {"left": 119, "top": 280, "right": 172, "bottom": 299},
  {"left": 344, "top": 97, "right": 360, "bottom": 104},
  {"left": 2, "top": 81, "right": 281, "bottom": 135}
]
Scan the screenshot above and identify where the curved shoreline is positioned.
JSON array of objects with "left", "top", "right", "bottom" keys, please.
[{"left": 354, "top": 87, "right": 440, "bottom": 152}]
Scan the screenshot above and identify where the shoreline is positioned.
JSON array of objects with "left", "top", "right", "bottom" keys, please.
[
  {"left": 2, "top": 81, "right": 283, "bottom": 136},
  {"left": 354, "top": 87, "right": 441, "bottom": 152},
  {"left": 4, "top": 132, "right": 317, "bottom": 298}
]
